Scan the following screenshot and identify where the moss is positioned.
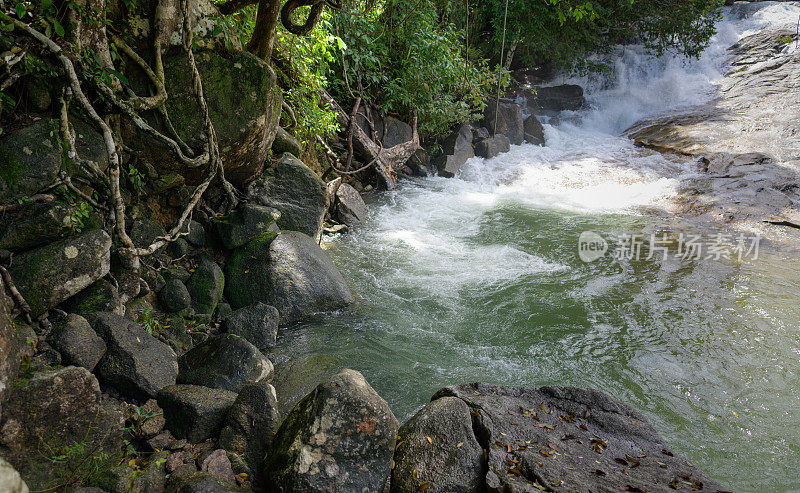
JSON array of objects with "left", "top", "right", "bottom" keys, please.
[
  {"left": 0, "top": 147, "right": 23, "bottom": 188},
  {"left": 223, "top": 231, "right": 278, "bottom": 308}
]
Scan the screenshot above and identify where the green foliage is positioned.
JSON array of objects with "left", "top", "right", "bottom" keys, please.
[
  {"left": 330, "top": 0, "right": 497, "bottom": 135},
  {"left": 68, "top": 200, "right": 93, "bottom": 233},
  {"left": 121, "top": 406, "right": 163, "bottom": 439},
  {"left": 135, "top": 306, "right": 163, "bottom": 336},
  {"left": 44, "top": 439, "right": 117, "bottom": 490}
]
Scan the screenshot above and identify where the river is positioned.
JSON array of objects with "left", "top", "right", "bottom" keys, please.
[{"left": 273, "top": 3, "right": 800, "bottom": 491}]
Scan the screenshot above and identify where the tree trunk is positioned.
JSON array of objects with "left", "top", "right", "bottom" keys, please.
[{"left": 247, "top": 0, "right": 281, "bottom": 60}]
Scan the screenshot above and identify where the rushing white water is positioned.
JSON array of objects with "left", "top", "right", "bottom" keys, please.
[{"left": 280, "top": 4, "right": 800, "bottom": 491}]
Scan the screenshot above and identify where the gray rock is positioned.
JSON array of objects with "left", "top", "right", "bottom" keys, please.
[
  {"left": 433, "top": 123, "right": 475, "bottom": 178},
  {"left": 429, "top": 382, "right": 725, "bottom": 493},
  {"left": 271, "top": 353, "right": 340, "bottom": 417},
  {"left": 63, "top": 278, "right": 123, "bottom": 317},
  {"left": 160, "top": 278, "right": 192, "bottom": 314},
  {"left": 533, "top": 84, "right": 585, "bottom": 114},
  {"left": 0, "top": 290, "right": 34, "bottom": 418},
  {"left": 225, "top": 231, "right": 354, "bottom": 325},
  {"left": 91, "top": 312, "right": 178, "bottom": 400},
  {"left": 169, "top": 237, "right": 191, "bottom": 258},
  {"left": 333, "top": 183, "right": 368, "bottom": 227},
  {"left": 271, "top": 127, "right": 302, "bottom": 157},
  {"left": 482, "top": 100, "right": 524, "bottom": 145},
  {"left": 474, "top": 134, "right": 511, "bottom": 159},
  {"left": 186, "top": 259, "right": 225, "bottom": 317},
  {"left": 219, "top": 381, "right": 279, "bottom": 474},
  {"left": 225, "top": 302, "right": 279, "bottom": 350},
  {"left": 247, "top": 153, "right": 328, "bottom": 241},
  {"left": 178, "top": 334, "right": 273, "bottom": 392},
  {"left": 47, "top": 314, "right": 106, "bottom": 371},
  {"left": 201, "top": 449, "right": 235, "bottom": 483},
  {"left": 391, "top": 396, "right": 483, "bottom": 493},
  {"left": 264, "top": 369, "right": 399, "bottom": 492},
  {"left": 0, "top": 457, "right": 28, "bottom": 493},
  {"left": 165, "top": 470, "right": 245, "bottom": 493},
  {"left": 157, "top": 384, "right": 237, "bottom": 443},
  {"left": 0, "top": 367, "right": 124, "bottom": 491},
  {"left": 185, "top": 220, "right": 207, "bottom": 247},
  {"left": 142, "top": 267, "right": 167, "bottom": 294},
  {"left": 215, "top": 302, "right": 233, "bottom": 322},
  {"left": 214, "top": 203, "right": 280, "bottom": 250},
  {"left": 471, "top": 126, "right": 490, "bottom": 142},
  {"left": 523, "top": 115, "right": 545, "bottom": 145},
  {"left": 0, "top": 203, "right": 75, "bottom": 252},
  {"left": 9, "top": 229, "right": 111, "bottom": 317},
  {"left": 131, "top": 218, "right": 168, "bottom": 253},
  {"left": 382, "top": 115, "right": 413, "bottom": 147},
  {"left": 0, "top": 118, "right": 107, "bottom": 202}
]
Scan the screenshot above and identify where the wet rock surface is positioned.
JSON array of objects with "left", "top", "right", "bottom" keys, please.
[{"left": 178, "top": 334, "right": 273, "bottom": 392}]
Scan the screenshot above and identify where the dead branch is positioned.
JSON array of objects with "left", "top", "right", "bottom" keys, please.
[{"left": 0, "top": 265, "right": 32, "bottom": 325}]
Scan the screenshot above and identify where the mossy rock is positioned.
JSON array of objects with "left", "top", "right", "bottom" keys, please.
[
  {"left": 186, "top": 259, "right": 225, "bottom": 316},
  {"left": 124, "top": 50, "right": 282, "bottom": 186}
]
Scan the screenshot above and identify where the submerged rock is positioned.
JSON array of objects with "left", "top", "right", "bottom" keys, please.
[
  {"left": 91, "top": 312, "right": 178, "bottom": 400},
  {"left": 264, "top": 369, "right": 399, "bottom": 492},
  {"left": 178, "top": 334, "right": 273, "bottom": 392},
  {"left": 9, "top": 229, "right": 111, "bottom": 317},
  {"left": 225, "top": 231, "right": 354, "bottom": 325},
  {"left": 247, "top": 153, "right": 328, "bottom": 241},
  {"left": 397, "top": 382, "right": 726, "bottom": 493},
  {"left": 157, "top": 384, "right": 237, "bottom": 443}
]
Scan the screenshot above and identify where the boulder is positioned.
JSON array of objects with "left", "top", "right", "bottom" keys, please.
[
  {"left": 185, "top": 220, "right": 207, "bottom": 247},
  {"left": 271, "top": 353, "right": 340, "bottom": 417},
  {"left": 201, "top": 449, "right": 235, "bottom": 483},
  {"left": 157, "top": 384, "right": 237, "bottom": 443},
  {"left": 91, "top": 312, "right": 178, "bottom": 400},
  {"left": 247, "top": 153, "right": 328, "bottom": 241},
  {"left": 46, "top": 314, "right": 106, "bottom": 371},
  {"left": 471, "top": 126, "right": 490, "bottom": 142},
  {"left": 219, "top": 381, "right": 279, "bottom": 474},
  {"left": 474, "top": 134, "right": 511, "bottom": 159},
  {"left": 264, "top": 369, "right": 399, "bottom": 492},
  {"left": 225, "top": 302, "right": 279, "bottom": 350},
  {"left": 0, "top": 458, "right": 27, "bottom": 493},
  {"left": 186, "top": 259, "right": 225, "bottom": 317},
  {"left": 382, "top": 115, "right": 413, "bottom": 147},
  {"left": 214, "top": 203, "right": 280, "bottom": 250},
  {"left": 178, "top": 334, "right": 273, "bottom": 392},
  {"left": 0, "top": 367, "right": 124, "bottom": 491},
  {"left": 482, "top": 100, "right": 524, "bottom": 145},
  {"left": 433, "top": 123, "right": 474, "bottom": 178},
  {"left": 333, "top": 183, "right": 368, "bottom": 227},
  {"left": 425, "top": 383, "right": 725, "bottom": 493},
  {"left": 131, "top": 218, "right": 168, "bottom": 253},
  {"left": 533, "top": 84, "right": 585, "bottom": 114},
  {"left": 0, "top": 118, "right": 108, "bottom": 202},
  {"left": 0, "top": 291, "right": 35, "bottom": 418},
  {"left": 124, "top": 50, "right": 281, "bottom": 186},
  {"left": 9, "top": 229, "right": 111, "bottom": 317},
  {"left": 0, "top": 203, "right": 75, "bottom": 252},
  {"left": 63, "top": 278, "right": 123, "bottom": 317},
  {"left": 271, "top": 127, "right": 302, "bottom": 157},
  {"left": 160, "top": 278, "right": 192, "bottom": 314},
  {"left": 391, "top": 396, "right": 484, "bottom": 493},
  {"left": 523, "top": 115, "right": 545, "bottom": 145},
  {"left": 225, "top": 231, "right": 354, "bottom": 325}
]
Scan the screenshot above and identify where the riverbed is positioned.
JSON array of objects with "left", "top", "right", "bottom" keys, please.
[{"left": 274, "top": 3, "right": 800, "bottom": 491}]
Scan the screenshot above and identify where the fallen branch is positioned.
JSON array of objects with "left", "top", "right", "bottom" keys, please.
[{"left": 0, "top": 265, "right": 32, "bottom": 325}]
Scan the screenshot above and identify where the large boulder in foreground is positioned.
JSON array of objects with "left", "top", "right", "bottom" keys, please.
[
  {"left": 0, "top": 367, "right": 124, "bottom": 491},
  {"left": 225, "top": 231, "right": 354, "bottom": 325},
  {"left": 393, "top": 382, "right": 725, "bottom": 493},
  {"left": 124, "top": 50, "right": 281, "bottom": 186},
  {"left": 248, "top": 153, "right": 328, "bottom": 241},
  {"left": 178, "top": 334, "right": 273, "bottom": 392},
  {"left": 264, "top": 369, "right": 399, "bottom": 492},
  {"left": 91, "top": 312, "right": 178, "bottom": 400},
  {"left": 481, "top": 100, "right": 524, "bottom": 146},
  {"left": 9, "top": 229, "right": 111, "bottom": 317}
]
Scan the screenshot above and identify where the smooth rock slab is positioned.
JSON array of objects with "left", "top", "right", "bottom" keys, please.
[
  {"left": 178, "top": 334, "right": 273, "bottom": 392},
  {"left": 158, "top": 384, "right": 237, "bottom": 443},
  {"left": 428, "top": 383, "right": 725, "bottom": 493},
  {"left": 225, "top": 231, "right": 354, "bottom": 325},
  {"left": 264, "top": 369, "right": 399, "bottom": 493},
  {"left": 9, "top": 229, "right": 111, "bottom": 317},
  {"left": 225, "top": 302, "right": 279, "bottom": 350},
  {"left": 91, "top": 312, "right": 178, "bottom": 400}
]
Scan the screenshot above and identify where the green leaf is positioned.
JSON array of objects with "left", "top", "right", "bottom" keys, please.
[
  {"left": 52, "top": 18, "right": 64, "bottom": 37},
  {"left": 108, "top": 69, "right": 128, "bottom": 85},
  {"left": 15, "top": 2, "right": 25, "bottom": 18}
]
